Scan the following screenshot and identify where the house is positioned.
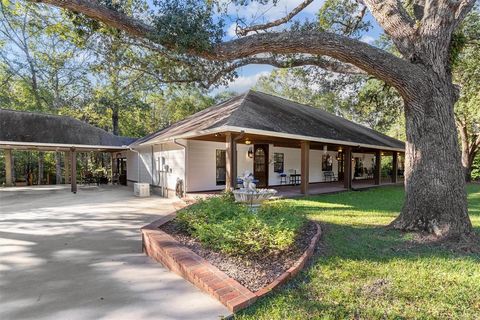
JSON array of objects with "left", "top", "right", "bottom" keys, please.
[{"left": 126, "top": 90, "right": 405, "bottom": 196}]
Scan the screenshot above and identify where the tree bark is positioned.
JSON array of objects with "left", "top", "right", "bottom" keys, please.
[
  {"left": 392, "top": 76, "right": 473, "bottom": 237},
  {"left": 112, "top": 107, "right": 119, "bottom": 136}
]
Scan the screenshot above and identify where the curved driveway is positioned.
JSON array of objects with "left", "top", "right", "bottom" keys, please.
[{"left": 0, "top": 186, "right": 228, "bottom": 320}]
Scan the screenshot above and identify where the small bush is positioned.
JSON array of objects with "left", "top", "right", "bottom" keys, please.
[{"left": 176, "top": 194, "right": 307, "bottom": 257}]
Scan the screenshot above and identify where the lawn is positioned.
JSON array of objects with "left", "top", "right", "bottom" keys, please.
[{"left": 237, "top": 184, "right": 480, "bottom": 320}]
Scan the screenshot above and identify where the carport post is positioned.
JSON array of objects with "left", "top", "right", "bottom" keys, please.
[
  {"left": 70, "top": 148, "right": 77, "bottom": 193},
  {"left": 110, "top": 152, "right": 115, "bottom": 184},
  {"left": 4, "top": 149, "right": 13, "bottom": 187},
  {"left": 64, "top": 151, "right": 70, "bottom": 184}
]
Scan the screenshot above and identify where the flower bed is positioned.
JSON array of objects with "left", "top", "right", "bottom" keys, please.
[{"left": 141, "top": 194, "right": 321, "bottom": 312}]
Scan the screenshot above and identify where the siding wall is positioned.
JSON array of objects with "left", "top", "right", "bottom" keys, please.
[
  {"left": 126, "top": 140, "right": 186, "bottom": 192},
  {"left": 127, "top": 139, "right": 379, "bottom": 193},
  {"left": 268, "top": 146, "right": 339, "bottom": 186},
  {"left": 186, "top": 140, "right": 229, "bottom": 192}
]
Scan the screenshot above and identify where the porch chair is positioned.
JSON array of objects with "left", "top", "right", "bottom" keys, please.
[{"left": 279, "top": 172, "right": 287, "bottom": 185}]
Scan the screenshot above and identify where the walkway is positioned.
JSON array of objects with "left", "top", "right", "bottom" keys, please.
[{"left": 0, "top": 185, "right": 229, "bottom": 320}]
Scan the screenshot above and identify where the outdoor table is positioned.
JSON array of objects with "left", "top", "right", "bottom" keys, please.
[{"left": 290, "top": 173, "right": 301, "bottom": 185}]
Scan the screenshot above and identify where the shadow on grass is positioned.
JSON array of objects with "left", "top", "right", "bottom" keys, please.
[{"left": 237, "top": 184, "right": 480, "bottom": 319}]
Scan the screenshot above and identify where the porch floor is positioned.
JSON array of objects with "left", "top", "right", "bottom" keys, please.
[{"left": 186, "top": 179, "right": 404, "bottom": 199}]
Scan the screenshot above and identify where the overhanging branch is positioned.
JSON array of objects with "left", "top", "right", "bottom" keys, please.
[
  {"left": 236, "top": 0, "right": 314, "bottom": 36},
  {"left": 205, "top": 55, "right": 366, "bottom": 87},
  {"left": 31, "top": 0, "right": 425, "bottom": 97},
  {"left": 363, "top": 0, "right": 416, "bottom": 56}
]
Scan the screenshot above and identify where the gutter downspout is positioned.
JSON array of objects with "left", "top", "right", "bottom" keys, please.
[{"left": 173, "top": 138, "right": 187, "bottom": 196}]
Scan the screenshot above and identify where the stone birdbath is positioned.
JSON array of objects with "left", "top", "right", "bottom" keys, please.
[{"left": 232, "top": 171, "right": 277, "bottom": 210}]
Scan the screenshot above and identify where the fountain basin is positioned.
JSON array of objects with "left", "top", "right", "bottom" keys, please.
[{"left": 232, "top": 188, "right": 278, "bottom": 205}]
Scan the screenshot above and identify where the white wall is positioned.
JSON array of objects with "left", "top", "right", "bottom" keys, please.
[
  {"left": 237, "top": 144, "right": 253, "bottom": 177},
  {"left": 268, "top": 146, "right": 339, "bottom": 185},
  {"left": 126, "top": 141, "right": 186, "bottom": 191},
  {"left": 186, "top": 140, "right": 227, "bottom": 192}
]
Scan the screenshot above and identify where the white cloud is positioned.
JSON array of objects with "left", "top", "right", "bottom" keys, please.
[
  {"left": 215, "top": 71, "right": 271, "bottom": 94},
  {"left": 360, "top": 35, "right": 376, "bottom": 44}
]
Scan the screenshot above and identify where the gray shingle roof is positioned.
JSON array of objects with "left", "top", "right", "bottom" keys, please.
[
  {"left": 0, "top": 109, "right": 136, "bottom": 148},
  {"left": 134, "top": 90, "right": 404, "bottom": 150}
]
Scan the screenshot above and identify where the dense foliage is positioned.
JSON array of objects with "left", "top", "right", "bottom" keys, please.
[{"left": 176, "top": 193, "right": 307, "bottom": 256}]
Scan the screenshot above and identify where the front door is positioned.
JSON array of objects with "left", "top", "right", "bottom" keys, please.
[{"left": 254, "top": 144, "right": 269, "bottom": 188}]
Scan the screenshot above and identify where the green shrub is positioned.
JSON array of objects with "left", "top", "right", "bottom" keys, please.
[{"left": 176, "top": 195, "right": 307, "bottom": 257}]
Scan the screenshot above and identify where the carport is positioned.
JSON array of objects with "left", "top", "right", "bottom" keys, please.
[{"left": 0, "top": 109, "right": 135, "bottom": 192}]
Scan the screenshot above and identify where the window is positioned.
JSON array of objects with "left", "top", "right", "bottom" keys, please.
[
  {"left": 273, "top": 153, "right": 284, "bottom": 173},
  {"left": 216, "top": 149, "right": 226, "bottom": 185}
]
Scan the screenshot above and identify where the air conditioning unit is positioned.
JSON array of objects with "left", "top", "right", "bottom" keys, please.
[{"left": 134, "top": 183, "right": 150, "bottom": 197}]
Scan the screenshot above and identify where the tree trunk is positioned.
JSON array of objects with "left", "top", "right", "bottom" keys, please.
[
  {"left": 38, "top": 152, "right": 44, "bottom": 185},
  {"left": 112, "top": 107, "right": 119, "bottom": 136},
  {"left": 462, "top": 151, "right": 475, "bottom": 183},
  {"left": 392, "top": 78, "right": 473, "bottom": 238}
]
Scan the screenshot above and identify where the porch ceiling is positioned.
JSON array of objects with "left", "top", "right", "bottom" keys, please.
[{"left": 187, "top": 132, "right": 399, "bottom": 154}]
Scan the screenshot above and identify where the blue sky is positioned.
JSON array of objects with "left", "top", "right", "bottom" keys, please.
[
  {"left": 211, "top": 0, "right": 384, "bottom": 93},
  {"left": 146, "top": 0, "right": 385, "bottom": 93}
]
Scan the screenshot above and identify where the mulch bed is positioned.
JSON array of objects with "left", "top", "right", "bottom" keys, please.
[{"left": 159, "top": 220, "right": 318, "bottom": 292}]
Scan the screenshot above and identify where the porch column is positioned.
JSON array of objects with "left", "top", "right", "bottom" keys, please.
[
  {"left": 4, "top": 149, "right": 13, "bottom": 187},
  {"left": 64, "top": 151, "right": 70, "bottom": 184},
  {"left": 301, "top": 141, "right": 310, "bottom": 194},
  {"left": 225, "top": 132, "right": 234, "bottom": 191},
  {"left": 344, "top": 147, "right": 352, "bottom": 189},
  {"left": 374, "top": 150, "right": 382, "bottom": 185},
  {"left": 392, "top": 152, "right": 398, "bottom": 183},
  {"left": 70, "top": 148, "right": 77, "bottom": 193}
]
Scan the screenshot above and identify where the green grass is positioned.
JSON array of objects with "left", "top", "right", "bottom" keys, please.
[{"left": 236, "top": 184, "right": 480, "bottom": 320}]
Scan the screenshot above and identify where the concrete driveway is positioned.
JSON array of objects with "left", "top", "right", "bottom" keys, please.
[{"left": 0, "top": 186, "right": 229, "bottom": 320}]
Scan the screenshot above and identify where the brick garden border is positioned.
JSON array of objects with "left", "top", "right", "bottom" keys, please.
[{"left": 141, "top": 213, "right": 321, "bottom": 313}]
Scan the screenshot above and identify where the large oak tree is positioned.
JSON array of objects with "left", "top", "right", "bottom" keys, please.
[{"left": 31, "top": 0, "right": 477, "bottom": 238}]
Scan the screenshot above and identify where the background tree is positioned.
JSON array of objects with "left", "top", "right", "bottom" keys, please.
[{"left": 453, "top": 8, "right": 480, "bottom": 182}]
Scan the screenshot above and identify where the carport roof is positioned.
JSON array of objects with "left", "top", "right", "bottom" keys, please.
[{"left": 0, "top": 109, "right": 136, "bottom": 151}]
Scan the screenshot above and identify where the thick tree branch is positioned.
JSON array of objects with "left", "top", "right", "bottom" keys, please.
[
  {"left": 363, "top": 0, "right": 416, "bottom": 57},
  {"left": 31, "top": 0, "right": 156, "bottom": 38},
  {"left": 209, "top": 32, "right": 423, "bottom": 97},
  {"left": 236, "top": 0, "right": 314, "bottom": 36},
  {"left": 206, "top": 55, "right": 366, "bottom": 87},
  {"left": 454, "top": 0, "right": 477, "bottom": 28},
  {"left": 31, "top": 0, "right": 424, "bottom": 97}
]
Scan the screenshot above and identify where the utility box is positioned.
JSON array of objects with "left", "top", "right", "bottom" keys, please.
[{"left": 134, "top": 183, "right": 150, "bottom": 197}]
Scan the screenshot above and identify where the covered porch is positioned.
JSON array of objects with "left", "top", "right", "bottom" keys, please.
[{"left": 185, "top": 130, "right": 405, "bottom": 196}]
